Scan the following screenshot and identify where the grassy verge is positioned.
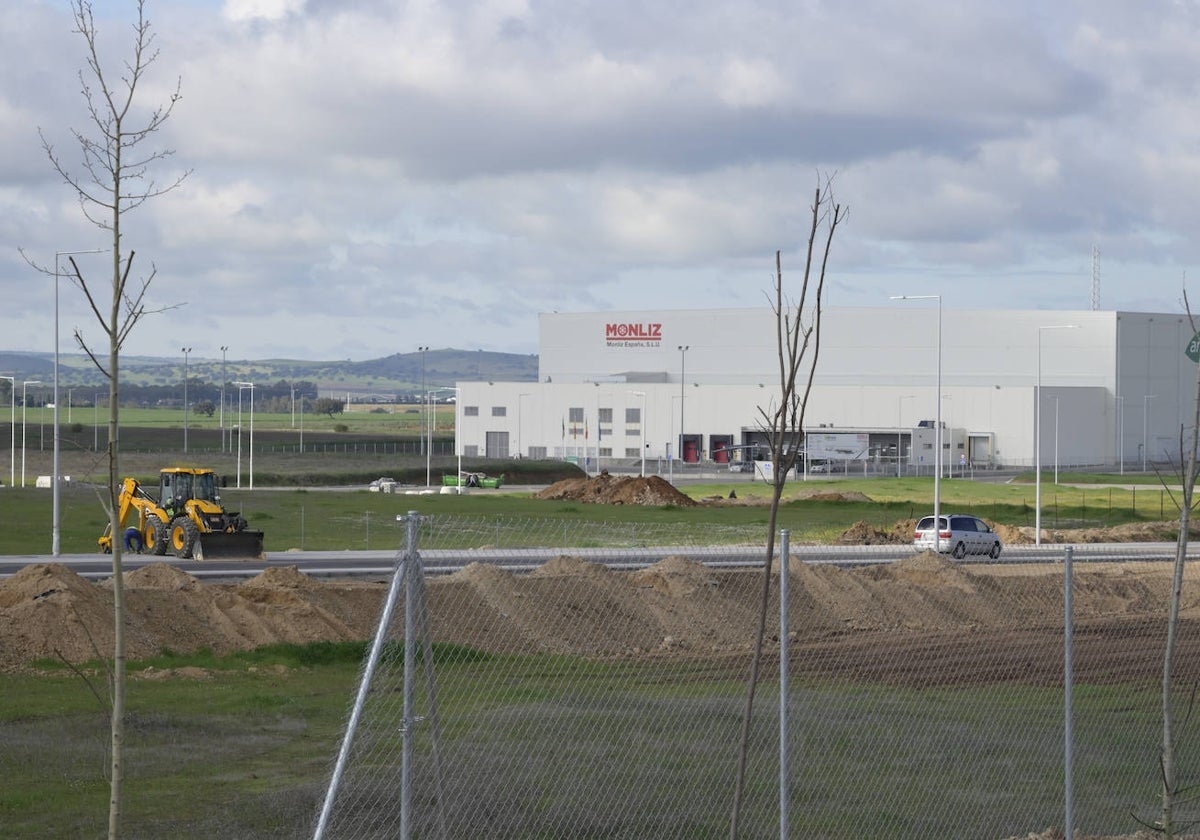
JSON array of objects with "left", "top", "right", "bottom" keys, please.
[
  {"left": 0, "top": 644, "right": 1175, "bottom": 838},
  {"left": 0, "top": 470, "right": 1184, "bottom": 555}
]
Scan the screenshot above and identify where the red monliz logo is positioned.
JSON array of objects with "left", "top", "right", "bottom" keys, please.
[{"left": 605, "top": 322, "right": 662, "bottom": 341}]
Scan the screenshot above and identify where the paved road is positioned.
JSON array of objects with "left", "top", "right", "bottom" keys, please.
[{"left": 3, "top": 542, "right": 1197, "bottom": 582}]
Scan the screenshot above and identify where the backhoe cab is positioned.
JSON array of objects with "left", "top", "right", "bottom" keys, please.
[{"left": 98, "top": 468, "right": 264, "bottom": 561}]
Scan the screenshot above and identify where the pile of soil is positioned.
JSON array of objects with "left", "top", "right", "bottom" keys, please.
[
  {"left": 7, "top": 552, "right": 1200, "bottom": 677},
  {"left": 837, "top": 519, "right": 915, "bottom": 544},
  {"left": 535, "top": 473, "right": 698, "bottom": 506}
]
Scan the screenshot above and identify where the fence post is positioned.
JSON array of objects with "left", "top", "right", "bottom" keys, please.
[
  {"left": 779, "top": 528, "right": 791, "bottom": 840},
  {"left": 401, "top": 511, "right": 419, "bottom": 839},
  {"left": 313, "top": 511, "right": 418, "bottom": 839},
  {"left": 1064, "top": 544, "right": 1075, "bottom": 840}
]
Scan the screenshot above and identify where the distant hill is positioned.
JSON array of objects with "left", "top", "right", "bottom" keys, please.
[{"left": 0, "top": 348, "right": 538, "bottom": 395}]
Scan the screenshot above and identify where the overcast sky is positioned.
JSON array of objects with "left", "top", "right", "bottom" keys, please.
[{"left": 4, "top": 0, "right": 1200, "bottom": 362}]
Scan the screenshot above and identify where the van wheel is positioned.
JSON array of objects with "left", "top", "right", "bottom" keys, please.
[
  {"left": 952, "top": 542, "right": 966, "bottom": 559},
  {"left": 989, "top": 543, "right": 1002, "bottom": 559}
]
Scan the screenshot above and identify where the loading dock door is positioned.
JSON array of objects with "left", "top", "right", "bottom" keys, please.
[{"left": 485, "top": 431, "right": 509, "bottom": 459}]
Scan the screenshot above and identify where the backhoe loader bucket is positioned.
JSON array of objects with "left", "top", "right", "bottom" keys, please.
[{"left": 193, "top": 530, "right": 265, "bottom": 561}]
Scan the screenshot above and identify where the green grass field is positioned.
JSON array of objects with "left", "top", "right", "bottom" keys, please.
[
  {"left": 0, "top": 644, "right": 1176, "bottom": 838},
  {"left": 0, "top": 471, "right": 1180, "bottom": 555}
]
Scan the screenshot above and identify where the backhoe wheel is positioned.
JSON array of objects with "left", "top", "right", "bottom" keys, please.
[
  {"left": 171, "top": 518, "right": 200, "bottom": 559},
  {"left": 146, "top": 515, "right": 169, "bottom": 556}
]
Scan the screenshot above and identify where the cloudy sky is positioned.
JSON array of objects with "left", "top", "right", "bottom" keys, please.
[{"left": 4, "top": 0, "right": 1200, "bottom": 362}]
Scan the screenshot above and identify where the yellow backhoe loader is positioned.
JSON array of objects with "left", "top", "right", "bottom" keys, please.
[{"left": 98, "top": 468, "right": 265, "bottom": 560}]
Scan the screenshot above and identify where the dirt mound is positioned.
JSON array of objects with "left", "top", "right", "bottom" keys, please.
[
  {"left": 0, "top": 563, "right": 100, "bottom": 609},
  {"left": 837, "top": 520, "right": 913, "bottom": 545},
  {"left": 630, "top": 555, "right": 718, "bottom": 597},
  {"left": 797, "top": 490, "right": 873, "bottom": 502},
  {"left": 118, "top": 562, "right": 199, "bottom": 590},
  {"left": 242, "top": 565, "right": 317, "bottom": 589},
  {"left": 875, "top": 551, "right": 979, "bottom": 592},
  {"left": 530, "top": 555, "right": 611, "bottom": 578},
  {"left": 9, "top": 542, "right": 1200, "bottom": 671},
  {"left": 536, "top": 473, "right": 697, "bottom": 506}
]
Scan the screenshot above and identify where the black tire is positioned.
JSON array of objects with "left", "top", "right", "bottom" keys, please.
[
  {"left": 952, "top": 541, "right": 967, "bottom": 560},
  {"left": 146, "top": 515, "right": 169, "bottom": 556},
  {"left": 171, "top": 518, "right": 200, "bottom": 559},
  {"left": 989, "top": 542, "right": 1002, "bottom": 559}
]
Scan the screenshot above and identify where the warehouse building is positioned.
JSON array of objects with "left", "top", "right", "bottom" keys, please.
[{"left": 455, "top": 307, "right": 1197, "bottom": 475}]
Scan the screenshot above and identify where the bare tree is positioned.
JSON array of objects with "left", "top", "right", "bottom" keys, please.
[
  {"left": 1155, "top": 299, "right": 1200, "bottom": 838},
  {"left": 729, "top": 179, "right": 845, "bottom": 836},
  {"left": 37, "top": 2, "right": 187, "bottom": 836}
]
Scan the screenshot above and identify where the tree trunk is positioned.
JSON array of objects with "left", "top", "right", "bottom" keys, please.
[{"left": 1161, "top": 350, "right": 1200, "bottom": 836}]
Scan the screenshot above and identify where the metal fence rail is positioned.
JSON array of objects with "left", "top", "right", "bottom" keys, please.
[{"left": 314, "top": 514, "right": 1200, "bottom": 839}]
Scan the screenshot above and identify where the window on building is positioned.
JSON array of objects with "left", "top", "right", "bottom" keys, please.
[
  {"left": 492, "top": 406, "right": 506, "bottom": 417},
  {"left": 529, "top": 446, "right": 547, "bottom": 459},
  {"left": 598, "top": 407, "right": 612, "bottom": 424},
  {"left": 599, "top": 447, "right": 612, "bottom": 457},
  {"left": 568, "top": 407, "right": 584, "bottom": 422},
  {"left": 464, "top": 405, "right": 479, "bottom": 417},
  {"left": 463, "top": 445, "right": 479, "bottom": 457},
  {"left": 625, "top": 448, "right": 640, "bottom": 458},
  {"left": 625, "top": 407, "right": 641, "bottom": 423}
]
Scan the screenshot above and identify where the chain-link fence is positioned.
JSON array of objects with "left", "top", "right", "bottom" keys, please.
[{"left": 312, "top": 513, "right": 1200, "bottom": 839}]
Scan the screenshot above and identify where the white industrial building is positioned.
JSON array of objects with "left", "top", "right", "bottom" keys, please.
[{"left": 454, "top": 307, "right": 1198, "bottom": 475}]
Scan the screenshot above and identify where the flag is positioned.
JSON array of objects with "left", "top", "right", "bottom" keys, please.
[
  {"left": 561, "top": 416, "right": 565, "bottom": 440},
  {"left": 585, "top": 418, "right": 589, "bottom": 440}
]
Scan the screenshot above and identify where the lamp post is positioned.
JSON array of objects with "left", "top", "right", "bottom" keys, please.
[
  {"left": 181, "top": 347, "right": 192, "bottom": 453},
  {"left": 219, "top": 345, "right": 229, "bottom": 452},
  {"left": 0, "top": 375, "right": 13, "bottom": 489},
  {"left": 1035, "top": 325, "right": 1078, "bottom": 545},
  {"left": 54, "top": 248, "right": 106, "bottom": 555},
  {"left": 418, "top": 346, "right": 429, "bottom": 456},
  {"left": 1143, "top": 394, "right": 1157, "bottom": 472},
  {"left": 677, "top": 345, "right": 688, "bottom": 464},
  {"left": 234, "top": 382, "right": 255, "bottom": 488},
  {"left": 629, "top": 390, "right": 647, "bottom": 477},
  {"left": 891, "top": 295, "right": 941, "bottom": 536},
  {"left": 21, "top": 380, "right": 42, "bottom": 488},
  {"left": 426, "top": 387, "right": 457, "bottom": 488}
]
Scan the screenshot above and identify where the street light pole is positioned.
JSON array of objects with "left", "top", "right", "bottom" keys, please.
[
  {"left": 677, "top": 345, "right": 688, "bottom": 464},
  {"left": 891, "top": 295, "right": 941, "bottom": 535},
  {"left": 21, "top": 380, "right": 41, "bottom": 488},
  {"left": 54, "top": 248, "right": 106, "bottom": 555},
  {"left": 181, "top": 347, "right": 192, "bottom": 453},
  {"left": 219, "top": 346, "right": 229, "bottom": 451},
  {"left": 419, "top": 346, "right": 429, "bottom": 457},
  {"left": 1035, "top": 325, "right": 1078, "bottom": 545},
  {"left": 0, "top": 375, "right": 13, "bottom": 489},
  {"left": 234, "top": 382, "right": 255, "bottom": 489}
]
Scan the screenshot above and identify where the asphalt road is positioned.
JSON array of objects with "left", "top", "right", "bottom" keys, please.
[{"left": 3, "top": 542, "right": 1197, "bottom": 582}]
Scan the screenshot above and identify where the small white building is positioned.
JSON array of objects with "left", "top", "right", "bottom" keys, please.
[{"left": 454, "top": 307, "right": 1197, "bottom": 473}]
